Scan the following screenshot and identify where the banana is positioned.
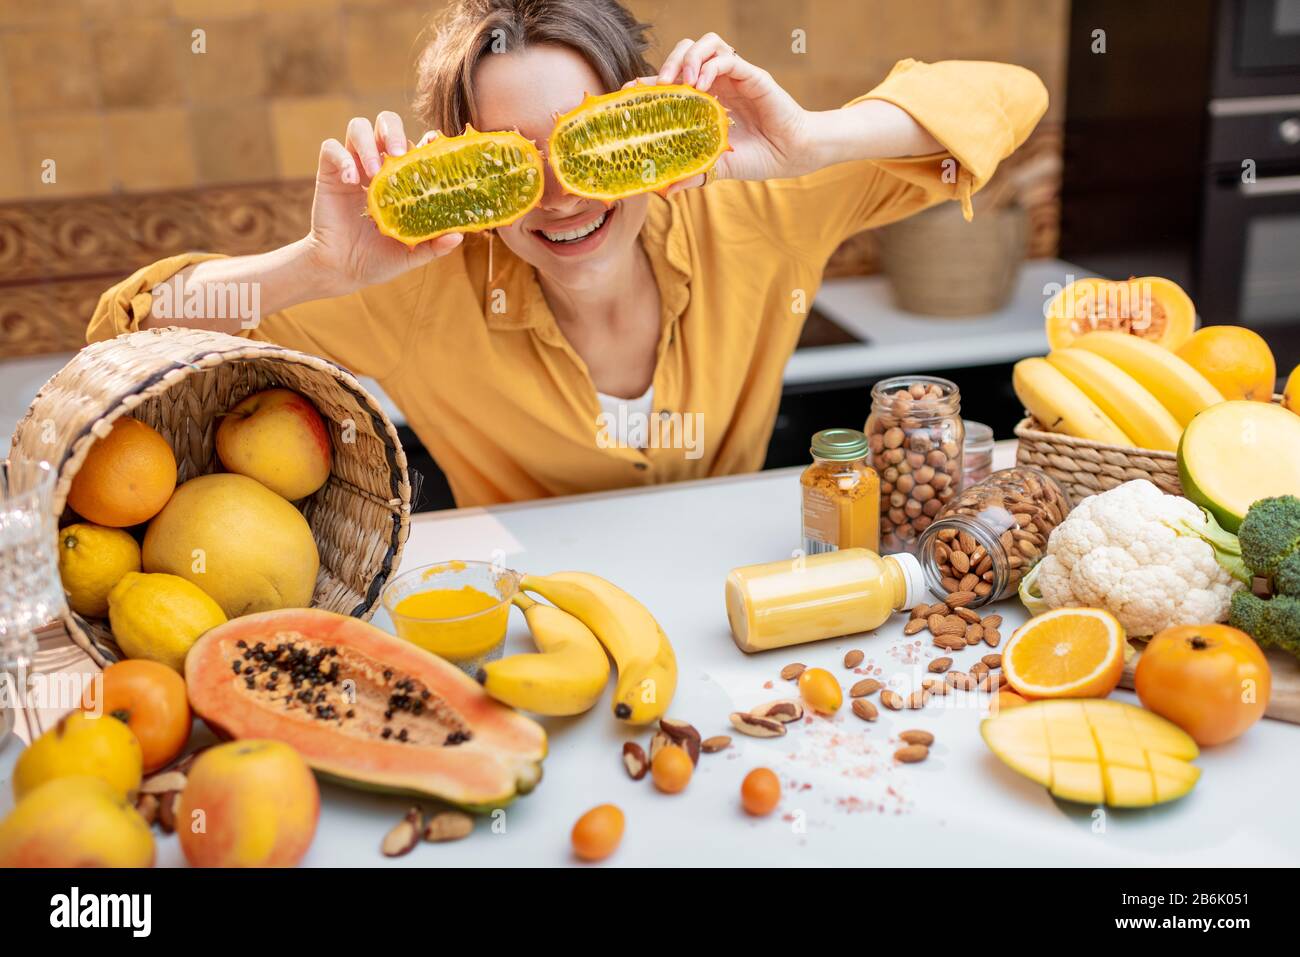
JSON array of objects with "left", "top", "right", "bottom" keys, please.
[
  {"left": 1046, "top": 348, "right": 1184, "bottom": 451},
  {"left": 1072, "top": 330, "right": 1223, "bottom": 426},
  {"left": 520, "top": 571, "right": 677, "bottom": 724},
  {"left": 476, "top": 594, "right": 610, "bottom": 716},
  {"left": 1013, "top": 357, "right": 1134, "bottom": 445}
]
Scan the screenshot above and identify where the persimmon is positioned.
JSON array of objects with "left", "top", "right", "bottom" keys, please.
[
  {"left": 83, "top": 659, "right": 192, "bottom": 772},
  {"left": 1135, "top": 624, "right": 1270, "bottom": 746}
]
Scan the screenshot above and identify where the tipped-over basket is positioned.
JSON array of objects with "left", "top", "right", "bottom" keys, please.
[
  {"left": 8, "top": 327, "right": 412, "bottom": 665},
  {"left": 1014, "top": 393, "right": 1288, "bottom": 503}
]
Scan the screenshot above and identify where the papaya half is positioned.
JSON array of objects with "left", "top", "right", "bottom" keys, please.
[
  {"left": 1045, "top": 276, "right": 1195, "bottom": 351},
  {"left": 185, "top": 609, "right": 547, "bottom": 812}
]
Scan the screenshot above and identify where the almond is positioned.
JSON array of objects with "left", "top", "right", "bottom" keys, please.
[
  {"left": 851, "top": 699, "right": 878, "bottom": 722},
  {"left": 906, "top": 689, "right": 929, "bottom": 709},
  {"left": 950, "top": 550, "right": 970, "bottom": 574},
  {"left": 903, "top": 619, "right": 928, "bottom": 636},
  {"left": 981, "top": 614, "right": 1003, "bottom": 630},
  {"left": 909, "top": 604, "right": 930, "bottom": 620},
  {"left": 978, "top": 673, "right": 1000, "bottom": 692},
  {"left": 964, "top": 624, "right": 983, "bottom": 645},
  {"left": 701, "top": 735, "right": 732, "bottom": 753},
  {"left": 983, "top": 628, "right": 1002, "bottom": 648},
  {"left": 946, "top": 670, "right": 976, "bottom": 691},
  {"left": 843, "top": 649, "right": 864, "bottom": 669},
  {"left": 730, "top": 712, "right": 787, "bottom": 737},
  {"left": 921, "top": 677, "right": 949, "bottom": 695},
  {"left": 981, "top": 653, "right": 1002, "bottom": 669},
  {"left": 959, "top": 573, "right": 980, "bottom": 592},
  {"left": 880, "top": 690, "right": 904, "bottom": 711},
  {"left": 894, "top": 744, "right": 929, "bottom": 763},
  {"left": 750, "top": 699, "right": 803, "bottom": 723},
  {"left": 971, "top": 661, "right": 990, "bottom": 678},
  {"left": 933, "top": 616, "right": 966, "bottom": 637},
  {"left": 945, "top": 590, "right": 977, "bottom": 609},
  {"left": 424, "top": 810, "right": 474, "bottom": 843},
  {"left": 780, "top": 663, "right": 806, "bottom": 681},
  {"left": 927, "top": 656, "right": 952, "bottom": 673},
  {"left": 955, "top": 607, "right": 981, "bottom": 624},
  {"left": 850, "top": 678, "right": 883, "bottom": 697},
  {"left": 622, "top": 741, "right": 649, "bottom": 780},
  {"left": 926, "top": 613, "right": 947, "bottom": 633},
  {"left": 899, "top": 729, "right": 934, "bottom": 747}
]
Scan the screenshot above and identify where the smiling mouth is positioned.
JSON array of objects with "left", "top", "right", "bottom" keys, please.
[{"left": 534, "top": 206, "right": 613, "bottom": 245}]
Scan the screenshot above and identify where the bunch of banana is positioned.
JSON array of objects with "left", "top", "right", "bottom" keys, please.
[
  {"left": 1013, "top": 331, "right": 1224, "bottom": 451},
  {"left": 477, "top": 594, "right": 610, "bottom": 716},
  {"left": 519, "top": 571, "right": 678, "bottom": 725}
]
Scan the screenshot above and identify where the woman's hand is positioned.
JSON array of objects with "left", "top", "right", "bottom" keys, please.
[
  {"left": 632, "top": 34, "right": 815, "bottom": 187},
  {"left": 304, "top": 112, "right": 463, "bottom": 296}
]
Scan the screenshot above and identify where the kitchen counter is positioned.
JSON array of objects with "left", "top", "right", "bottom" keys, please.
[{"left": 6, "top": 444, "right": 1293, "bottom": 867}]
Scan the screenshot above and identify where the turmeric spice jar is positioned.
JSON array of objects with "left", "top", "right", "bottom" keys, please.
[{"left": 800, "top": 429, "right": 880, "bottom": 555}]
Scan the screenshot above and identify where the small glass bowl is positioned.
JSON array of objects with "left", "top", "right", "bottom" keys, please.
[{"left": 381, "top": 561, "right": 520, "bottom": 674}]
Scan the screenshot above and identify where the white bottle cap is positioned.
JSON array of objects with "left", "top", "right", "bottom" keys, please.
[{"left": 888, "top": 551, "right": 928, "bottom": 610}]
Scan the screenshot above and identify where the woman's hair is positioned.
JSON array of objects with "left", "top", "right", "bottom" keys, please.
[{"left": 413, "top": 0, "right": 655, "bottom": 135}]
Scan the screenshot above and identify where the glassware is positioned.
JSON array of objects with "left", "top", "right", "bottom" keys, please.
[
  {"left": 381, "top": 560, "right": 520, "bottom": 674},
  {"left": 916, "top": 466, "right": 1071, "bottom": 606},
  {"left": 962, "top": 420, "right": 995, "bottom": 487},
  {"left": 725, "top": 547, "right": 926, "bottom": 652},
  {"left": 1, "top": 460, "right": 66, "bottom": 747},
  {"left": 800, "top": 428, "right": 880, "bottom": 555},
  {"left": 866, "top": 375, "right": 964, "bottom": 555}
]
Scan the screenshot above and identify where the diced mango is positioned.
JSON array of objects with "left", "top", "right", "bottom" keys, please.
[
  {"left": 981, "top": 700, "right": 1201, "bottom": 808},
  {"left": 1050, "top": 759, "right": 1105, "bottom": 804},
  {"left": 1104, "top": 764, "right": 1155, "bottom": 807}
]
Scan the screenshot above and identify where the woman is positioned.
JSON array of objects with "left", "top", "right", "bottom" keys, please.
[{"left": 89, "top": 0, "right": 1047, "bottom": 507}]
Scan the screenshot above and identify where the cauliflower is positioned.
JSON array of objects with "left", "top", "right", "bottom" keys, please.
[{"left": 1021, "top": 480, "right": 1246, "bottom": 636}]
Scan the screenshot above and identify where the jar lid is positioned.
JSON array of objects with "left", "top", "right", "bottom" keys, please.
[
  {"left": 963, "top": 420, "right": 994, "bottom": 450},
  {"left": 810, "top": 428, "right": 869, "bottom": 461}
]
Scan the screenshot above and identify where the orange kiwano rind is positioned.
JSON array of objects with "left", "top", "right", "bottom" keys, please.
[
  {"left": 547, "top": 84, "right": 730, "bottom": 201},
  {"left": 1003, "top": 608, "right": 1126, "bottom": 700},
  {"left": 366, "top": 126, "right": 544, "bottom": 246}
]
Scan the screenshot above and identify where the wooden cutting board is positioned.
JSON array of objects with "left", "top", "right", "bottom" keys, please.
[{"left": 1120, "top": 642, "right": 1300, "bottom": 726}]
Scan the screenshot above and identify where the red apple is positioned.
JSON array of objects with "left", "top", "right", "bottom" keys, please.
[{"left": 216, "top": 389, "right": 331, "bottom": 500}]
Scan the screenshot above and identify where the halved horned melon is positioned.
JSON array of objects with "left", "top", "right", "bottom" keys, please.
[
  {"left": 366, "top": 126, "right": 544, "bottom": 245},
  {"left": 1045, "top": 276, "right": 1195, "bottom": 351},
  {"left": 547, "top": 84, "right": 730, "bottom": 201}
]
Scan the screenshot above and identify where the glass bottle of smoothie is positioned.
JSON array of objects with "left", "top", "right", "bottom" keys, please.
[
  {"left": 800, "top": 429, "right": 880, "bottom": 555},
  {"left": 725, "top": 548, "right": 927, "bottom": 653}
]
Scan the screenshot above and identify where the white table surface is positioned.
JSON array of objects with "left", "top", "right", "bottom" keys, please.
[{"left": 6, "top": 444, "right": 1294, "bottom": 868}]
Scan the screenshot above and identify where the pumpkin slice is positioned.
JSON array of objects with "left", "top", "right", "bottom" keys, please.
[
  {"left": 1178, "top": 400, "right": 1300, "bottom": 532},
  {"left": 186, "top": 609, "right": 547, "bottom": 812},
  {"left": 1045, "top": 276, "right": 1195, "bottom": 351},
  {"left": 547, "top": 84, "right": 730, "bottom": 201},
  {"left": 366, "top": 126, "right": 544, "bottom": 245}
]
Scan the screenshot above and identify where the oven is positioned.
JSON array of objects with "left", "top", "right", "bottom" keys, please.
[{"left": 1196, "top": 0, "right": 1300, "bottom": 329}]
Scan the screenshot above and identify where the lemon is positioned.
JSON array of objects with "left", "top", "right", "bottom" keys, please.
[
  {"left": 107, "top": 572, "right": 227, "bottom": 673},
  {"left": 57, "top": 523, "right": 142, "bottom": 618}
]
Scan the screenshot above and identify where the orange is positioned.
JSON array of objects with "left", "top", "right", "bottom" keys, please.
[
  {"left": 571, "top": 804, "right": 624, "bottom": 862},
  {"left": 740, "top": 768, "right": 781, "bottom": 816},
  {"left": 1284, "top": 364, "right": 1299, "bottom": 416},
  {"left": 1176, "top": 326, "right": 1276, "bottom": 402},
  {"left": 1135, "top": 623, "right": 1270, "bottom": 746},
  {"left": 67, "top": 418, "right": 177, "bottom": 527},
  {"left": 1003, "top": 608, "right": 1126, "bottom": 699}
]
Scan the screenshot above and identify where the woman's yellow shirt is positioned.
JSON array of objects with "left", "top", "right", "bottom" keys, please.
[{"left": 89, "top": 60, "right": 1047, "bottom": 506}]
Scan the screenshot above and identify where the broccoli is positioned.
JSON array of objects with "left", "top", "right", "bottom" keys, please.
[
  {"left": 1238, "top": 494, "right": 1300, "bottom": 578},
  {"left": 1230, "top": 592, "right": 1300, "bottom": 657}
]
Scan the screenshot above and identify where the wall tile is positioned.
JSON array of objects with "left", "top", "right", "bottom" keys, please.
[
  {"left": 182, "top": 16, "right": 268, "bottom": 102},
  {"left": 105, "top": 107, "right": 197, "bottom": 191},
  {"left": 192, "top": 103, "right": 276, "bottom": 184},
  {"left": 92, "top": 21, "right": 187, "bottom": 108},
  {"left": 342, "top": 8, "right": 424, "bottom": 94},
  {"left": 14, "top": 112, "right": 110, "bottom": 196},
  {"left": 264, "top": 9, "right": 344, "bottom": 96},
  {"left": 269, "top": 94, "right": 352, "bottom": 178},
  {"left": 2, "top": 29, "right": 98, "bottom": 111}
]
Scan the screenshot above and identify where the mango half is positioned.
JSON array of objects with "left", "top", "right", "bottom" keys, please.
[{"left": 981, "top": 699, "right": 1200, "bottom": 807}]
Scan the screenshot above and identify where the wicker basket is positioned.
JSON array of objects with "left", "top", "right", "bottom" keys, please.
[
  {"left": 8, "top": 327, "right": 411, "bottom": 665},
  {"left": 1014, "top": 394, "right": 1288, "bottom": 504}
]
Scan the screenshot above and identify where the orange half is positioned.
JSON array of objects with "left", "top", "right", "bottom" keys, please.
[{"left": 1003, "top": 608, "right": 1126, "bottom": 699}]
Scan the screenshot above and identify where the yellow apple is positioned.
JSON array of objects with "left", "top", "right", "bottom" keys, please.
[{"left": 216, "top": 389, "right": 332, "bottom": 500}]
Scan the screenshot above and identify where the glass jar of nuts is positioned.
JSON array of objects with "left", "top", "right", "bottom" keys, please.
[
  {"left": 866, "top": 376, "right": 964, "bottom": 555},
  {"left": 915, "top": 466, "right": 1071, "bottom": 607}
]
